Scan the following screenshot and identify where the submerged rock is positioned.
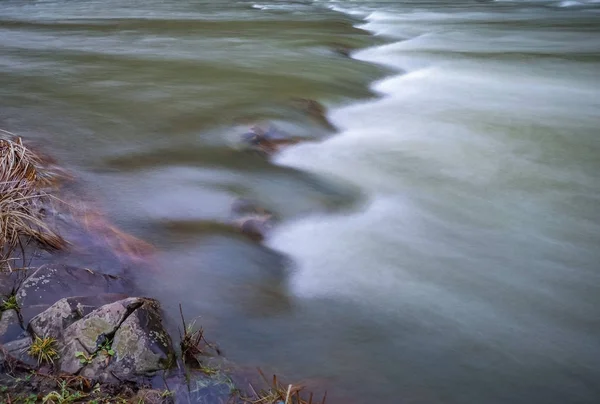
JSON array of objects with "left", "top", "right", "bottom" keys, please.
[
  {"left": 240, "top": 125, "right": 302, "bottom": 156},
  {"left": 289, "top": 97, "right": 335, "bottom": 130},
  {"left": 230, "top": 199, "right": 275, "bottom": 241},
  {"left": 238, "top": 216, "right": 274, "bottom": 242}
]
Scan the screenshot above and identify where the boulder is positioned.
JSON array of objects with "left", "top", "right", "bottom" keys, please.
[
  {"left": 2, "top": 337, "right": 36, "bottom": 368},
  {"left": 15, "top": 265, "right": 129, "bottom": 324}
]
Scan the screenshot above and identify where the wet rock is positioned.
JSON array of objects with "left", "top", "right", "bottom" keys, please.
[
  {"left": 0, "top": 269, "right": 29, "bottom": 297},
  {"left": 230, "top": 199, "right": 275, "bottom": 241},
  {"left": 2, "top": 337, "right": 36, "bottom": 368},
  {"left": 240, "top": 125, "right": 302, "bottom": 156},
  {"left": 110, "top": 298, "right": 174, "bottom": 380},
  {"left": 290, "top": 98, "right": 335, "bottom": 130},
  {"left": 28, "top": 294, "right": 127, "bottom": 340},
  {"left": 79, "top": 353, "right": 120, "bottom": 384},
  {"left": 15, "top": 264, "right": 129, "bottom": 324},
  {"left": 333, "top": 45, "right": 352, "bottom": 57},
  {"left": 237, "top": 216, "right": 274, "bottom": 242},
  {"left": 0, "top": 309, "right": 23, "bottom": 343}
]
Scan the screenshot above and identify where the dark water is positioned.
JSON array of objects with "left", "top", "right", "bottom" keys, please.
[{"left": 1, "top": 0, "right": 600, "bottom": 403}]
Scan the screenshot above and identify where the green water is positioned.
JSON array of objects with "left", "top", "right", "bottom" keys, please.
[{"left": 1, "top": 0, "right": 600, "bottom": 403}]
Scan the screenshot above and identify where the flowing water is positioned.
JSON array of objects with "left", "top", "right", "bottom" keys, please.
[{"left": 1, "top": 0, "right": 600, "bottom": 402}]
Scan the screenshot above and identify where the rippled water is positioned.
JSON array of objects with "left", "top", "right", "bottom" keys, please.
[{"left": 1, "top": 0, "right": 600, "bottom": 403}]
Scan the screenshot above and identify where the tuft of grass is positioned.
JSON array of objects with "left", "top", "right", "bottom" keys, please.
[
  {"left": 1, "top": 293, "right": 19, "bottom": 311},
  {"left": 242, "top": 369, "right": 327, "bottom": 404},
  {"left": 0, "top": 131, "right": 66, "bottom": 271},
  {"left": 29, "top": 335, "right": 60, "bottom": 365}
]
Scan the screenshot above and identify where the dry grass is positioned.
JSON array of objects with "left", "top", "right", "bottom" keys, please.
[
  {"left": 242, "top": 369, "right": 327, "bottom": 404},
  {"left": 0, "top": 130, "right": 66, "bottom": 270}
]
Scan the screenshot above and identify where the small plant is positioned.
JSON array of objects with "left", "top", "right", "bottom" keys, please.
[
  {"left": 98, "top": 338, "right": 115, "bottom": 366},
  {"left": 75, "top": 351, "right": 95, "bottom": 365},
  {"left": 99, "top": 338, "right": 115, "bottom": 357},
  {"left": 23, "top": 393, "right": 39, "bottom": 404},
  {"left": 1, "top": 294, "right": 19, "bottom": 311},
  {"left": 42, "top": 381, "right": 86, "bottom": 404},
  {"left": 29, "top": 335, "right": 59, "bottom": 365}
]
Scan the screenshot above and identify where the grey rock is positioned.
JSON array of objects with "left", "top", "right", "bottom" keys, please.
[
  {"left": 79, "top": 353, "right": 120, "bottom": 384},
  {"left": 0, "top": 309, "right": 23, "bottom": 343},
  {"left": 0, "top": 269, "right": 29, "bottom": 297},
  {"left": 28, "top": 294, "right": 127, "bottom": 340},
  {"left": 59, "top": 338, "right": 87, "bottom": 375},
  {"left": 3, "top": 337, "right": 37, "bottom": 368}
]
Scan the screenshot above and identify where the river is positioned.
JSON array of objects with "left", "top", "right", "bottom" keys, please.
[{"left": 1, "top": 0, "right": 600, "bottom": 403}]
